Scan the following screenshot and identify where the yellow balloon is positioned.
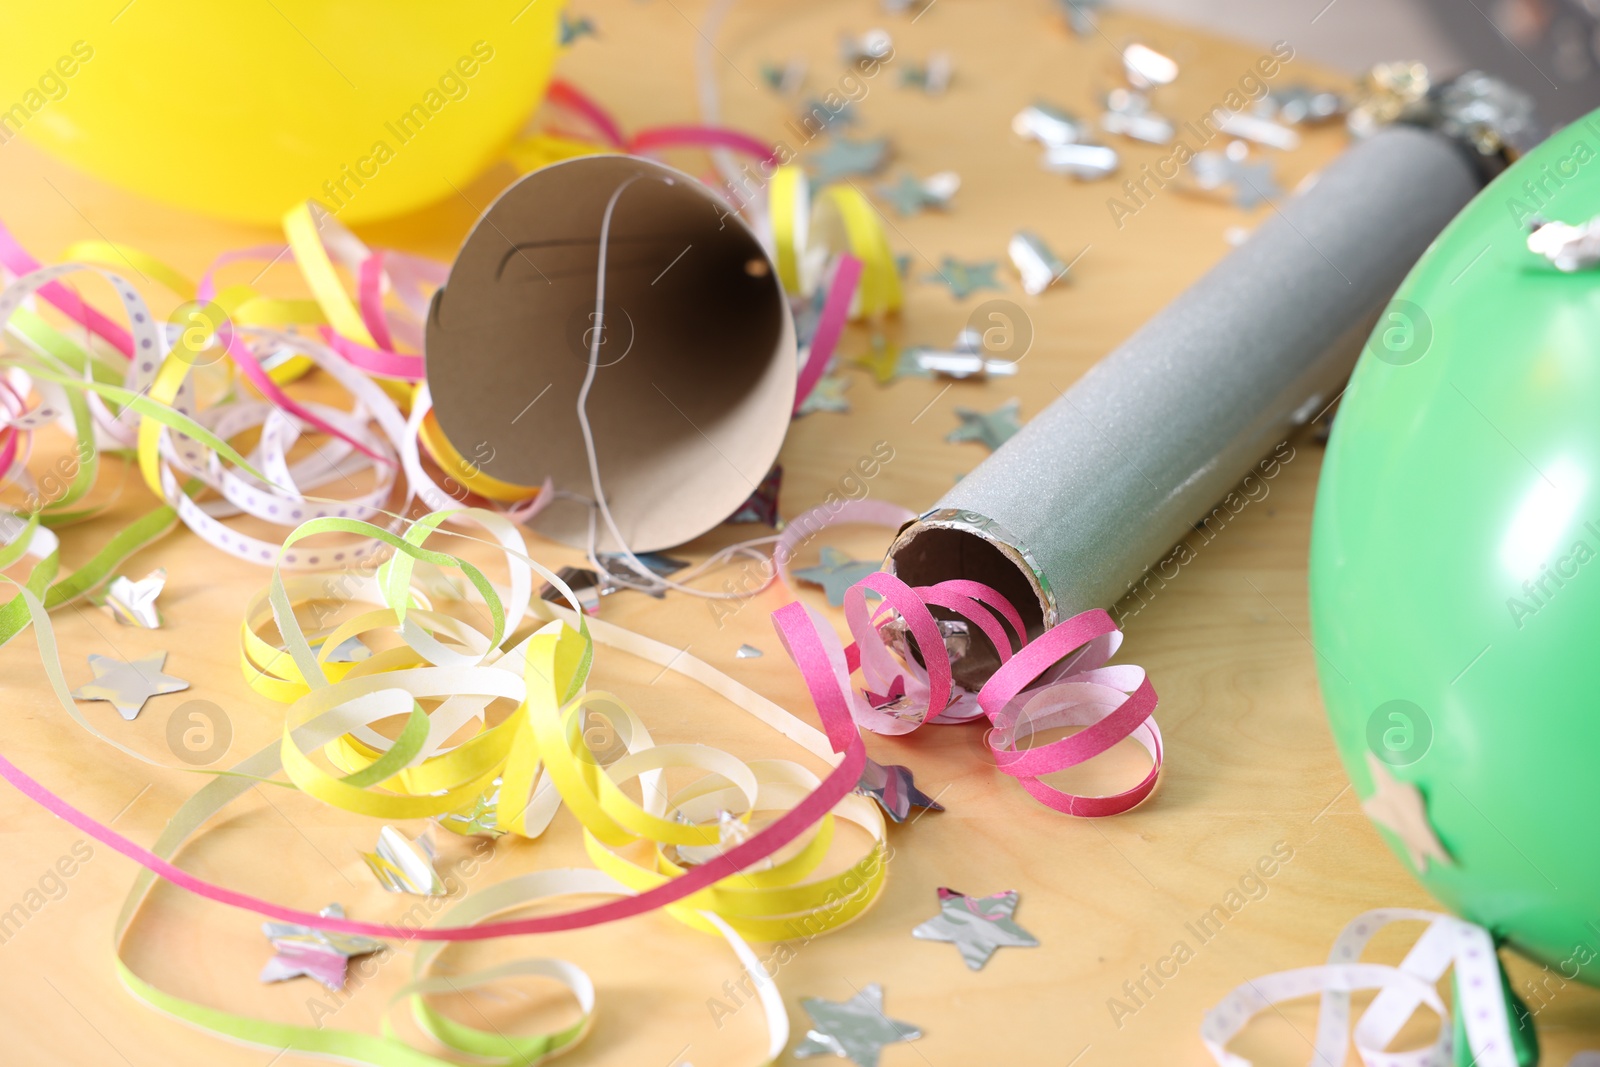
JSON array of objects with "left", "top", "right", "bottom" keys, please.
[{"left": 0, "top": 0, "right": 564, "bottom": 224}]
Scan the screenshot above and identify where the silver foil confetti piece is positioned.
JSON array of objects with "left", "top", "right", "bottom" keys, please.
[
  {"left": 540, "top": 566, "right": 603, "bottom": 615},
  {"left": 855, "top": 757, "right": 944, "bottom": 822},
  {"left": 792, "top": 546, "right": 879, "bottom": 606},
  {"left": 806, "top": 135, "right": 892, "bottom": 186},
  {"left": 1041, "top": 141, "right": 1120, "bottom": 180},
  {"left": 313, "top": 634, "right": 371, "bottom": 663},
  {"left": 761, "top": 56, "right": 808, "bottom": 96},
  {"left": 1259, "top": 83, "right": 1345, "bottom": 125},
  {"left": 914, "top": 348, "right": 1020, "bottom": 380},
  {"left": 1122, "top": 43, "right": 1178, "bottom": 90},
  {"left": 880, "top": 171, "right": 959, "bottom": 215},
  {"left": 71, "top": 651, "right": 188, "bottom": 721},
  {"left": 1011, "top": 101, "right": 1087, "bottom": 148},
  {"left": 595, "top": 550, "right": 689, "bottom": 598},
  {"left": 1185, "top": 141, "right": 1280, "bottom": 208},
  {"left": 863, "top": 675, "right": 908, "bottom": 711},
  {"left": 797, "top": 373, "right": 852, "bottom": 416},
  {"left": 1215, "top": 111, "right": 1299, "bottom": 150},
  {"left": 102, "top": 568, "right": 166, "bottom": 628},
  {"left": 261, "top": 904, "right": 386, "bottom": 992},
  {"left": 736, "top": 644, "right": 764, "bottom": 659},
  {"left": 946, "top": 399, "right": 1022, "bottom": 452},
  {"left": 1528, "top": 216, "right": 1600, "bottom": 271},
  {"left": 727, "top": 464, "right": 782, "bottom": 527},
  {"left": 900, "top": 52, "right": 952, "bottom": 94},
  {"left": 911, "top": 887, "right": 1039, "bottom": 970},
  {"left": 794, "top": 984, "right": 923, "bottom": 1066},
  {"left": 1055, "top": 0, "right": 1105, "bottom": 36},
  {"left": 360, "top": 825, "right": 447, "bottom": 896},
  {"left": 1009, "top": 230, "right": 1069, "bottom": 295},
  {"left": 927, "top": 257, "right": 1002, "bottom": 299},
  {"left": 882, "top": 615, "right": 972, "bottom": 668},
  {"left": 437, "top": 782, "right": 505, "bottom": 839},
  {"left": 841, "top": 29, "right": 894, "bottom": 68},
  {"left": 673, "top": 810, "right": 751, "bottom": 867},
  {"left": 1101, "top": 88, "right": 1175, "bottom": 144}
]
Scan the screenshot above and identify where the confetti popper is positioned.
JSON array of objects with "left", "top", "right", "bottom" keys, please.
[{"left": 885, "top": 125, "right": 1491, "bottom": 686}]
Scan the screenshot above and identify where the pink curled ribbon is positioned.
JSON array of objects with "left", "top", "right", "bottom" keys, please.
[
  {"left": 793, "top": 254, "right": 862, "bottom": 414},
  {"left": 772, "top": 551, "right": 1162, "bottom": 816},
  {"left": 546, "top": 78, "right": 778, "bottom": 165}
]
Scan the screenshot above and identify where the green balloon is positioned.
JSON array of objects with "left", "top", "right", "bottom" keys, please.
[{"left": 1311, "top": 114, "right": 1600, "bottom": 986}]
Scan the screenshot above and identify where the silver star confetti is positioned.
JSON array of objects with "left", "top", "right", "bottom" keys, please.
[
  {"left": 728, "top": 465, "right": 782, "bottom": 527},
  {"left": 1122, "top": 43, "right": 1178, "bottom": 90},
  {"left": 71, "top": 651, "right": 189, "bottom": 721},
  {"left": 1012, "top": 101, "right": 1088, "bottom": 148},
  {"left": 927, "top": 257, "right": 1002, "bottom": 299},
  {"left": 841, "top": 29, "right": 894, "bottom": 69},
  {"left": 1185, "top": 141, "right": 1280, "bottom": 208},
  {"left": 101, "top": 569, "right": 166, "bottom": 628},
  {"left": 793, "top": 547, "right": 879, "bottom": 606},
  {"left": 673, "top": 810, "right": 751, "bottom": 867},
  {"left": 912, "top": 887, "right": 1039, "bottom": 970},
  {"left": 855, "top": 757, "right": 944, "bottom": 822},
  {"left": 1042, "top": 141, "right": 1120, "bottom": 180},
  {"left": 360, "top": 825, "right": 447, "bottom": 896},
  {"left": 437, "top": 782, "right": 505, "bottom": 839},
  {"left": 879, "top": 171, "right": 959, "bottom": 215},
  {"left": 596, "top": 550, "right": 690, "bottom": 598},
  {"left": 761, "top": 56, "right": 808, "bottom": 96},
  {"left": 1055, "top": 0, "right": 1106, "bottom": 36},
  {"left": 261, "top": 904, "right": 386, "bottom": 991},
  {"left": 1259, "top": 83, "right": 1345, "bottom": 125},
  {"left": 736, "top": 644, "right": 764, "bottom": 659},
  {"left": 947, "top": 399, "right": 1022, "bottom": 452},
  {"left": 807, "top": 136, "right": 892, "bottom": 185},
  {"left": 794, "top": 983, "right": 922, "bottom": 1067},
  {"left": 540, "top": 566, "right": 603, "bottom": 615},
  {"left": 912, "top": 327, "right": 1022, "bottom": 380},
  {"left": 1101, "top": 88, "right": 1175, "bottom": 144},
  {"left": 899, "top": 52, "right": 952, "bottom": 95},
  {"left": 1215, "top": 111, "right": 1299, "bottom": 150},
  {"left": 559, "top": 12, "right": 597, "bottom": 47},
  {"left": 798, "top": 374, "right": 853, "bottom": 416},
  {"left": 854, "top": 335, "right": 930, "bottom": 384},
  {"left": 1009, "top": 230, "right": 1069, "bottom": 295}
]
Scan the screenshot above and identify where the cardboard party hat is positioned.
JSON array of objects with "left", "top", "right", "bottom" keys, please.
[{"left": 427, "top": 155, "right": 795, "bottom": 551}]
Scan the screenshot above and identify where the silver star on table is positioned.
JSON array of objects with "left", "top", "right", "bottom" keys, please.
[
  {"left": 927, "top": 257, "right": 1002, "bottom": 299},
  {"left": 855, "top": 757, "right": 944, "bottom": 822},
  {"left": 807, "top": 136, "right": 892, "bottom": 185},
  {"left": 797, "top": 373, "right": 853, "bottom": 416},
  {"left": 946, "top": 399, "right": 1022, "bottom": 452},
  {"left": 793, "top": 547, "right": 880, "bottom": 606},
  {"left": 794, "top": 983, "right": 922, "bottom": 1067},
  {"left": 71, "top": 651, "right": 189, "bottom": 721},
  {"left": 260, "top": 903, "right": 386, "bottom": 992},
  {"left": 1056, "top": 0, "right": 1106, "bottom": 35},
  {"left": 879, "top": 171, "right": 959, "bottom": 216},
  {"left": 912, "top": 887, "right": 1039, "bottom": 970},
  {"left": 1186, "top": 142, "right": 1280, "bottom": 208}
]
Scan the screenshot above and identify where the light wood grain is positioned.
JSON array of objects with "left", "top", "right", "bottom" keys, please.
[{"left": 1, "top": 1, "right": 1596, "bottom": 1065}]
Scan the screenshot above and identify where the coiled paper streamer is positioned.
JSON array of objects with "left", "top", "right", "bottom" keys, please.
[
  {"left": 1202, "top": 909, "right": 1598, "bottom": 1067},
  {"left": 773, "top": 500, "right": 1163, "bottom": 816}
]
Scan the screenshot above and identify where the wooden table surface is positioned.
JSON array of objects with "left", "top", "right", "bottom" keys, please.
[{"left": 3, "top": 1, "right": 1597, "bottom": 1064}]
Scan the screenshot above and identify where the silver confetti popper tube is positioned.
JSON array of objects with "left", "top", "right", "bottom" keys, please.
[{"left": 885, "top": 125, "right": 1485, "bottom": 686}]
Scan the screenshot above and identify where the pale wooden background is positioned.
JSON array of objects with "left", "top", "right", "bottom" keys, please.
[{"left": 1, "top": 1, "right": 1596, "bottom": 1065}]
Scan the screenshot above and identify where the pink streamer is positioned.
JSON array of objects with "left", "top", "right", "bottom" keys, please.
[{"left": 793, "top": 255, "right": 862, "bottom": 414}]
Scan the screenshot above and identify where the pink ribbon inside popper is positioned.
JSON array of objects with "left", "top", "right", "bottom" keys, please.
[{"left": 770, "top": 501, "right": 1163, "bottom": 816}]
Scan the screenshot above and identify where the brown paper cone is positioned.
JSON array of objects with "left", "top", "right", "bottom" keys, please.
[{"left": 426, "top": 154, "right": 795, "bottom": 552}]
